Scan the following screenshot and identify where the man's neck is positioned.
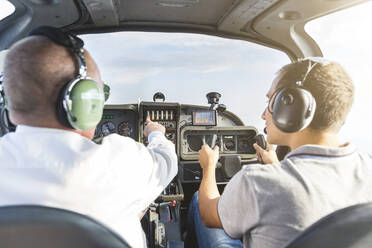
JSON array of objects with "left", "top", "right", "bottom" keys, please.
[{"left": 288, "top": 129, "right": 341, "bottom": 151}]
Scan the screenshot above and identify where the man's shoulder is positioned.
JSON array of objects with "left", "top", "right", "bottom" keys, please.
[
  {"left": 100, "top": 133, "right": 144, "bottom": 153},
  {"left": 237, "top": 161, "right": 289, "bottom": 186},
  {"left": 357, "top": 151, "right": 372, "bottom": 161},
  {"left": 241, "top": 161, "right": 286, "bottom": 175},
  {"left": 101, "top": 133, "right": 137, "bottom": 145}
]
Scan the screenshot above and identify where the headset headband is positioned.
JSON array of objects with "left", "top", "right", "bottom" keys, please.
[
  {"left": 296, "top": 57, "right": 331, "bottom": 87},
  {"left": 28, "top": 26, "right": 92, "bottom": 123},
  {"left": 0, "top": 74, "right": 4, "bottom": 102},
  {"left": 269, "top": 57, "right": 331, "bottom": 112},
  {"left": 27, "top": 26, "right": 110, "bottom": 102},
  {"left": 268, "top": 57, "right": 333, "bottom": 133},
  {"left": 28, "top": 26, "right": 84, "bottom": 49},
  {"left": 28, "top": 26, "right": 87, "bottom": 78}
]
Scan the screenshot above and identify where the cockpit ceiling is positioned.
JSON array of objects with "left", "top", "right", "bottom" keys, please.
[
  {"left": 1, "top": 0, "right": 370, "bottom": 57},
  {"left": 82, "top": 0, "right": 280, "bottom": 30},
  {"left": 119, "top": 0, "right": 236, "bottom": 25},
  {"left": 77, "top": 0, "right": 368, "bottom": 59}
]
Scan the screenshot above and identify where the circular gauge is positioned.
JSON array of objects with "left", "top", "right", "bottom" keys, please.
[
  {"left": 238, "top": 138, "right": 250, "bottom": 151},
  {"left": 118, "top": 121, "right": 133, "bottom": 137},
  {"left": 101, "top": 121, "right": 116, "bottom": 136},
  {"left": 187, "top": 135, "right": 203, "bottom": 152},
  {"left": 238, "top": 137, "right": 255, "bottom": 154},
  {"left": 224, "top": 140, "right": 235, "bottom": 151}
]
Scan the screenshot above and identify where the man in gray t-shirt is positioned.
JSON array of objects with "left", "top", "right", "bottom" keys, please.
[{"left": 189, "top": 58, "right": 372, "bottom": 248}]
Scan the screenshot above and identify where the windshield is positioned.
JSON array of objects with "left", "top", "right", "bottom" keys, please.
[
  {"left": 306, "top": 1, "right": 372, "bottom": 152},
  {"left": 0, "top": 0, "right": 15, "bottom": 21},
  {"left": 82, "top": 32, "right": 289, "bottom": 130},
  {"left": 1, "top": 0, "right": 369, "bottom": 151}
]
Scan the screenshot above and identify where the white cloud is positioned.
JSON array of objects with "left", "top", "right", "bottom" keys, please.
[{"left": 0, "top": 50, "right": 7, "bottom": 72}]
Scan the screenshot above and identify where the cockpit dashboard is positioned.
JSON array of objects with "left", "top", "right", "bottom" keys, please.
[{"left": 94, "top": 100, "right": 261, "bottom": 184}]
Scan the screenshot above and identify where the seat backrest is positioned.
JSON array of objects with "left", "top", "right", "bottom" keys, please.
[
  {"left": 284, "top": 202, "right": 372, "bottom": 248},
  {"left": 0, "top": 205, "right": 131, "bottom": 248}
]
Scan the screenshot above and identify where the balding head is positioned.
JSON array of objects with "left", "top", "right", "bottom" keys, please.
[{"left": 3, "top": 36, "right": 101, "bottom": 127}]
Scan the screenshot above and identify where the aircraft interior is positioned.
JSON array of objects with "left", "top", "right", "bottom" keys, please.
[
  {"left": 1, "top": 0, "right": 372, "bottom": 247},
  {"left": 84, "top": 91, "right": 267, "bottom": 246}
]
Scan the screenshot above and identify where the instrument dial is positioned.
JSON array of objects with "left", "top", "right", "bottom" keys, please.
[
  {"left": 238, "top": 136, "right": 255, "bottom": 154},
  {"left": 187, "top": 135, "right": 203, "bottom": 152},
  {"left": 224, "top": 140, "right": 235, "bottom": 151},
  {"left": 101, "top": 121, "right": 116, "bottom": 136},
  {"left": 238, "top": 138, "right": 249, "bottom": 150},
  {"left": 118, "top": 121, "right": 133, "bottom": 137}
]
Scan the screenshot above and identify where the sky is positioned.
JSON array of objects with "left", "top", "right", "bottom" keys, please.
[
  {"left": 0, "top": 0, "right": 371, "bottom": 151},
  {"left": 305, "top": 1, "right": 372, "bottom": 151}
]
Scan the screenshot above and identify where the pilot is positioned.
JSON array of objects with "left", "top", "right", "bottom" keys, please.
[
  {"left": 188, "top": 58, "right": 372, "bottom": 248},
  {"left": 0, "top": 27, "right": 177, "bottom": 248}
]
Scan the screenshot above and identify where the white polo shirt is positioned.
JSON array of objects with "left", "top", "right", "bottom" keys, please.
[{"left": 0, "top": 125, "right": 178, "bottom": 247}]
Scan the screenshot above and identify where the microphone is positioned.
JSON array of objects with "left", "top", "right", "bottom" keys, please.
[{"left": 264, "top": 127, "right": 267, "bottom": 134}]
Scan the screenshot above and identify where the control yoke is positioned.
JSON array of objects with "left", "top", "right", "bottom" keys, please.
[
  {"left": 216, "top": 134, "right": 267, "bottom": 178},
  {"left": 254, "top": 134, "right": 267, "bottom": 150}
]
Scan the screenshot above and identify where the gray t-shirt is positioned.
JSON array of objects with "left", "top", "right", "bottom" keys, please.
[{"left": 218, "top": 144, "right": 372, "bottom": 248}]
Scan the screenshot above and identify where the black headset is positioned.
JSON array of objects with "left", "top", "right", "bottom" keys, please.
[
  {"left": 268, "top": 58, "right": 330, "bottom": 133},
  {"left": 27, "top": 26, "right": 110, "bottom": 130},
  {"left": 0, "top": 74, "right": 16, "bottom": 133}
]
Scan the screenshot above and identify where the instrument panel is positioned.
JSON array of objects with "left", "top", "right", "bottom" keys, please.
[
  {"left": 180, "top": 126, "right": 258, "bottom": 160},
  {"left": 94, "top": 102, "right": 261, "bottom": 183},
  {"left": 140, "top": 102, "right": 179, "bottom": 144},
  {"left": 94, "top": 106, "right": 138, "bottom": 142}
]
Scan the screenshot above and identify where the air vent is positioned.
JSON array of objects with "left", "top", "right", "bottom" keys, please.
[
  {"left": 29, "top": 0, "right": 61, "bottom": 5},
  {"left": 157, "top": 0, "right": 199, "bottom": 8},
  {"left": 158, "top": 0, "right": 199, "bottom": 3}
]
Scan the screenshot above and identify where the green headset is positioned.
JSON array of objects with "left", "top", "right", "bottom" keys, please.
[{"left": 28, "top": 26, "right": 109, "bottom": 130}]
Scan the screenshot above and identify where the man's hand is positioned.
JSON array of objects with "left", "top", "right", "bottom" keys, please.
[
  {"left": 198, "top": 144, "right": 219, "bottom": 170},
  {"left": 253, "top": 143, "right": 279, "bottom": 164},
  {"left": 143, "top": 116, "right": 166, "bottom": 137}
]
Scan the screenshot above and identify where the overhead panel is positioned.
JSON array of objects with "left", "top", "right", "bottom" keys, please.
[
  {"left": 25, "top": 0, "right": 80, "bottom": 27},
  {"left": 82, "top": 0, "right": 120, "bottom": 26},
  {"left": 218, "top": 0, "right": 280, "bottom": 34},
  {"left": 252, "top": 0, "right": 368, "bottom": 58},
  {"left": 119, "top": 0, "right": 237, "bottom": 26}
]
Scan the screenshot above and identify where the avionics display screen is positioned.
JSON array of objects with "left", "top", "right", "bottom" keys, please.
[{"left": 192, "top": 110, "right": 216, "bottom": 126}]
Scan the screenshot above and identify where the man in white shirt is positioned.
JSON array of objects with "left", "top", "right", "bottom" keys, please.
[{"left": 0, "top": 27, "right": 177, "bottom": 247}]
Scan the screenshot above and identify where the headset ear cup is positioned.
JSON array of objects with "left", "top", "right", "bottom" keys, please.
[
  {"left": 272, "top": 87, "right": 316, "bottom": 133},
  {"left": 68, "top": 79, "right": 104, "bottom": 130},
  {"left": 56, "top": 84, "right": 73, "bottom": 129}
]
